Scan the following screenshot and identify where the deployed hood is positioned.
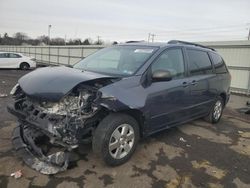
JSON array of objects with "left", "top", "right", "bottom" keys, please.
[{"left": 18, "top": 66, "right": 115, "bottom": 101}]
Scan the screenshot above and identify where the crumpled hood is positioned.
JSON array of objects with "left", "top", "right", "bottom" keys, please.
[{"left": 18, "top": 66, "right": 114, "bottom": 101}]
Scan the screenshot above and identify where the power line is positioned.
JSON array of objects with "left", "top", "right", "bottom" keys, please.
[
  {"left": 155, "top": 23, "right": 250, "bottom": 34},
  {"left": 96, "top": 23, "right": 249, "bottom": 39}
]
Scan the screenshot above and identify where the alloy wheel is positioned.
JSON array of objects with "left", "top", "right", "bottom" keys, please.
[
  {"left": 213, "top": 100, "right": 222, "bottom": 120},
  {"left": 109, "top": 124, "right": 135, "bottom": 159}
]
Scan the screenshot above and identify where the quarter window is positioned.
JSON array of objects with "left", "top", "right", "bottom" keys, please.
[
  {"left": 187, "top": 49, "right": 213, "bottom": 75},
  {"left": 151, "top": 48, "right": 185, "bottom": 78},
  {"left": 9, "top": 53, "right": 21, "bottom": 58},
  {"left": 210, "top": 53, "right": 228, "bottom": 74}
]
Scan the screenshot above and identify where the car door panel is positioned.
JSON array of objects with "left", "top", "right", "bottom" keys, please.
[
  {"left": 185, "top": 48, "right": 217, "bottom": 117},
  {"left": 8, "top": 53, "right": 21, "bottom": 68},
  {"left": 187, "top": 74, "right": 217, "bottom": 117},
  {"left": 144, "top": 48, "right": 191, "bottom": 133},
  {"left": 0, "top": 53, "right": 10, "bottom": 68},
  {"left": 145, "top": 78, "right": 190, "bottom": 131}
]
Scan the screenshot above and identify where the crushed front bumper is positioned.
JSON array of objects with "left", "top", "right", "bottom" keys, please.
[{"left": 12, "top": 125, "right": 69, "bottom": 174}]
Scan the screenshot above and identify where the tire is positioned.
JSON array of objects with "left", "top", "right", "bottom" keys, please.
[
  {"left": 204, "top": 96, "right": 224, "bottom": 124},
  {"left": 20, "top": 62, "right": 30, "bottom": 70},
  {"left": 92, "top": 113, "right": 139, "bottom": 166}
]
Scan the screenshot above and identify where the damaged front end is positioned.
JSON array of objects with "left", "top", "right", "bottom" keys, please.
[{"left": 8, "top": 79, "right": 113, "bottom": 174}]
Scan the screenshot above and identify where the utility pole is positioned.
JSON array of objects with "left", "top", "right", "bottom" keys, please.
[
  {"left": 48, "top": 24, "right": 52, "bottom": 45},
  {"left": 248, "top": 28, "right": 250, "bottom": 40},
  {"left": 64, "top": 35, "right": 67, "bottom": 45},
  {"left": 148, "top": 33, "right": 151, "bottom": 42},
  {"left": 97, "top": 36, "right": 101, "bottom": 44},
  {"left": 151, "top": 34, "right": 156, "bottom": 42}
]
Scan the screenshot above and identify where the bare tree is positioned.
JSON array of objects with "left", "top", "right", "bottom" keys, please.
[
  {"left": 50, "top": 38, "right": 65, "bottom": 45},
  {"left": 13, "top": 32, "right": 29, "bottom": 45},
  {"left": 37, "top": 35, "right": 49, "bottom": 44},
  {"left": 82, "top": 38, "right": 91, "bottom": 45},
  {"left": 0, "top": 32, "right": 103, "bottom": 45}
]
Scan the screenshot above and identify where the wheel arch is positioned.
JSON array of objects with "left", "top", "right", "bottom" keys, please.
[
  {"left": 219, "top": 92, "right": 227, "bottom": 106},
  {"left": 19, "top": 62, "right": 30, "bottom": 69},
  {"left": 117, "top": 109, "right": 145, "bottom": 138},
  {"left": 99, "top": 104, "right": 145, "bottom": 138}
]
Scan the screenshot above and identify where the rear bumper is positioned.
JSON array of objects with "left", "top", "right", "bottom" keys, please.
[
  {"left": 12, "top": 124, "right": 69, "bottom": 174},
  {"left": 28, "top": 60, "right": 37, "bottom": 68}
]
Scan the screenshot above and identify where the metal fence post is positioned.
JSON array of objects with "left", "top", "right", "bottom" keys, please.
[
  {"left": 68, "top": 47, "right": 70, "bottom": 65},
  {"left": 48, "top": 46, "right": 51, "bottom": 65},
  {"left": 247, "top": 70, "right": 250, "bottom": 96},
  {"left": 41, "top": 47, "right": 43, "bottom": 63},
  {"left": 34, "top": 47, "right": 37, "bottom": 59},
  {"left": 57, "top": 47, "right": 59, "bottom": 65},
  {"left": 81, "top": 46, "right": 84, "bottom": 59}
]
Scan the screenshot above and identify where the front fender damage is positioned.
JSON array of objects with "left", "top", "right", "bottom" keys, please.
[
  {"left": 9, "top": 77, "right": 122, "bottom": 174},
  {"left": 9, "top": 76, "right": 143, "bottom": 174}
]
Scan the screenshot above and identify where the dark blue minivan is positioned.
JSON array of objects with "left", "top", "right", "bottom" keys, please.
[{"left": 8, "top": 40, "right": 231, "bottom": 174}]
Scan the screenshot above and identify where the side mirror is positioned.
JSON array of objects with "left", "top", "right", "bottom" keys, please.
[{"left": 152, "top": 70, "right": 172, "bottom": 82}]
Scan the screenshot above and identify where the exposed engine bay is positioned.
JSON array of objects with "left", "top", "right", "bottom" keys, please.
[{"left": 8, "top": 79, "right": 115, "bottom": 174}]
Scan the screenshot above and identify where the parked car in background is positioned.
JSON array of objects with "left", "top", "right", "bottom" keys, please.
[
  {"left": 8, "top": 40, "right": 231, "bottom": 174},
  {"left": 0, "top": 52, "right": 36, "bottom": 70}
]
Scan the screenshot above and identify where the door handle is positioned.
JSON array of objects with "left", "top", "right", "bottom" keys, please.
[{"left": 191, "top": 80, "right": 198, "bottom": 85}]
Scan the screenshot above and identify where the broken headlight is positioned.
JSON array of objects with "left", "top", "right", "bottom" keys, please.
[{"left": 10, "top": 83, "right": 20, "bottom": 95}]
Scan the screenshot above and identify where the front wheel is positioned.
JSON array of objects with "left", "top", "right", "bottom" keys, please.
[
  {"left": 204, "top": 96, "right": 224, "bottom": 124},
  {"left": 92, "top": 113, "right": 139, "bottom": 166}
]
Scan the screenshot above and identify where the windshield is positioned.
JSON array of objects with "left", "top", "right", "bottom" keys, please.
[{"left": 73, "top": 46, "right": 158, "bottom": 76}]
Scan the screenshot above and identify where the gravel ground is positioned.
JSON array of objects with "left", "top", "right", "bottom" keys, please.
[{"left": 0, "top": 69, "right": 250, "bottom": 188}]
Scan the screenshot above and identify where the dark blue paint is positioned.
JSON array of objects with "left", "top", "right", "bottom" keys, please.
[
  {"left": 18, "top": 66, "right": 115, "bottom": 101},
  {"left": 18, "top": 43, "right": 231, "bottom": 137}
]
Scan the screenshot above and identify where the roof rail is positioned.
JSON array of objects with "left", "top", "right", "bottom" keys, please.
[
  {"left": 125, "top": 40, "right": 145, "bottom": 43},
  {"left": 167, "top": 40, "right": 215, "bottom": 51}
]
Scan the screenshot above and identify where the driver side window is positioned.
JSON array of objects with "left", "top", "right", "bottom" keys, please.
[{"left": 151, "top": 48, "right": 185, "bottom": 79}]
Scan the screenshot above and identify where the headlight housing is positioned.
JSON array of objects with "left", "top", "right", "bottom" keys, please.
[{"left": 10, "top": 83, "right": 20, "bottom": 95}]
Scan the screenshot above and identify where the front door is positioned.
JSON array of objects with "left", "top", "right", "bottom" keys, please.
[{"left": 145, "top": 48, "right": 190, "bottom": 133}]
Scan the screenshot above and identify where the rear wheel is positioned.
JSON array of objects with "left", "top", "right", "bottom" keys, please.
[
  {"left": 204, "top": 96, "right": 224, "bottom": 124},
  {"left": 20, "top": 62, "right": 30, "bottom": 70},
  {"left": 92, "top": 113, "right": 139, "bottom": 166}
]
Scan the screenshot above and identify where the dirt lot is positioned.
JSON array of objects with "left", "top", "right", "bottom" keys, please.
[{"left": 0, "top": 69, "right": 250, "bottom": 188}]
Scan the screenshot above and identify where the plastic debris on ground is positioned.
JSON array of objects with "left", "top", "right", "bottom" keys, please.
[
  {"left": 238, "top": 130, "right": 244, "bottom": 134},
  {"left": 10, "top": 170, "right": 23, "bottom": 179},
  {"left": 179, "top": 137, "right": 187, "bottom": 142},
  {"left": 0, "top": 93, "right": 8, "bottom": 98}
]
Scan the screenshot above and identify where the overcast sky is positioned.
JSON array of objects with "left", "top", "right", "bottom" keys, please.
[{"left": 0, "top": 0, "right": 249, "bottom": 42}]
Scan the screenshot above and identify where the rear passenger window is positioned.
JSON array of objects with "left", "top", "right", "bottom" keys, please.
[
  {"left": 210, "top": 53, "right": 228, "bottom": 74},
  {"left": 187, "top": 49, "right": 213, "bottom": 75}
]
